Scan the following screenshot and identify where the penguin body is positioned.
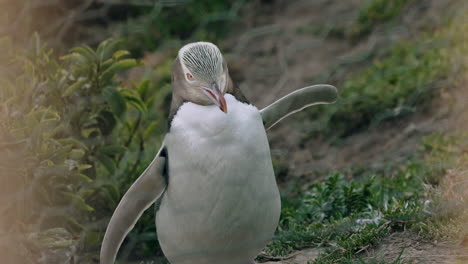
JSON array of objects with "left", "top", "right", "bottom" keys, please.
[
  {"left": 99, "top": 42, "right": 338, "bottom": 264},
  {"left": 157, "top": 94, "right": 280, "bottom": 264}
]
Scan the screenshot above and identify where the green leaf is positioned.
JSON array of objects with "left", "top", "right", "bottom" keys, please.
[
  {"left": 60, "top": 52, "right": 87, "bottom": 64},
  {"left": 100, "top": 58, "right": 114, "bottom": 72},
  {"left": 57, "top": 138, "right": 89, "bottom": 151},
  {"left": 95, "top": 153, "right": 116, "bottom": 174},
  {"left": 98, "top": 39, "right": 123, "bottom": 62},
  {"left": 112, "top": 50, "right": 130, "bottom": 60},
  {"left": 81, "top": 127, "right": 100, "bottom": 138},
  {"left": 70, "top": 46, "right": 97, "bottom": 63},
  {"left": 100, "top": 145, "right": 127, "bottom": 155},
  {"left": 143, "top": 121, "right": 158, "bottom": 140},
  {"left": 63, "top": 215, "right": 84, "bottom": 232},
  {"left": 61, "top": 191, "right": 94, "bottom": 212},
  {"left": 96, "top": 39, "right": 113, "bottom": 61},
  {"left": 78, "top": 164, "right": 93, "bottom": 171},
  {"left": 69, "top": 149, "right": 86, "bottom": 160},
  {"left": 48, "top": 145, "right": 73, "bottom": 163},
  {"left": 62, "top": 77, "right": 87, "bottom": 97},
  {"left": 101, "top": 59, "right": 138, "bottom": 81},
  {"left": 73, "top": 173, "right": 93, "bottom": 183},
  {"left": 138, "top": 79, "right": 150, "bottom": 98},
  {"left": 98, "top": 184, "right": 120, "bottom": 208},
  {"left": 102, "top": 86, "right": 126, "bottom": 119},
  {"left": 120, "top": 88, "right": 147, "bottom": 113},
  {"left": 103, "top": 184, "right": 120, "bottom": 202}
]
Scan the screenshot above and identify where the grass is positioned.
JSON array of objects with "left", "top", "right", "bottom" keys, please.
[
  {"left": 349, "top": 0, "right": 414, "bottom": 40},
  {"left": 263, "top": 170, "right": 425, "bottom": 257},
  {"left": 297, "top": 0, "right": 413, "bottom": 41},
  {"left": 304, "top": 25, "right": 461, "bottom": 139},
  {"left": 303, "top": 2, "right": 468, "bottom": 141},
  {"left": 262, "top": 133, "right": 468, "bottom": 263}
]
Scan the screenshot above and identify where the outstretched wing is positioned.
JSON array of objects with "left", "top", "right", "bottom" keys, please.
[
  {"left": 260, "top": 84, "right": 338, "bottom": 130},
  {"left": 100, "top": 140, "right": 168, "bottom": 264}
]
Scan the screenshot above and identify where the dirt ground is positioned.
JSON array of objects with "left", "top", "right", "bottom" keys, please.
[
  {"left": 363, "top": 232, "right": 468, "bottom": 264},
  {"left": 259, "top": 232, "right": 468, "bottom": 264},
  {"left": 223, "top": 0, "right": 463, "bottom": 177}
]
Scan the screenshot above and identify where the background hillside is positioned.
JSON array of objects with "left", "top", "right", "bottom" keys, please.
[{"left": 0, "top": 0, "right": 467, "bottom": 263}]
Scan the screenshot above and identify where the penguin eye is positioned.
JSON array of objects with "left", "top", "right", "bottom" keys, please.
[{"left": 186, "top": 73, "right": 194, "bottom": 81}]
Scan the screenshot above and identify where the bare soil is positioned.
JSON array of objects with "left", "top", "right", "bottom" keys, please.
[
  {"left": 363, "top": 232, "right": 468, "bottom": 264},
  {"left": 223, "top": 0, "right": 462, "bottom": 177},
  {"left": 260, "top": 232, "right": 468, "bottom": 264},
  {"left": 261, "top": 248, "right": 323, "bottom": 264}
]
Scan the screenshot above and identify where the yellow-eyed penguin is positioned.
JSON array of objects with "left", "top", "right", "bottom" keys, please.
[{"left": 100, "top": 42, "right": 338, "bottom": 264}]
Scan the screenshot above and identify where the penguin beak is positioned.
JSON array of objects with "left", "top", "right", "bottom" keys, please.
[{"left": 198, "top": 83, "right": 228, "bottom": 113}]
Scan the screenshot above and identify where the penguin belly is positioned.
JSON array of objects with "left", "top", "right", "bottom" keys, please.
[{"left": 156, "top": 94, "right": 281, "bottom": 264}]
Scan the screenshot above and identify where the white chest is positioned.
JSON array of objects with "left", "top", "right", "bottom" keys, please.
[{"left": 156, "top": 94, "right": 281, "bottom": 264}]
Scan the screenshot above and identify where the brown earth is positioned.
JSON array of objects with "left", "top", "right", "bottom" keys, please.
[
  {"left": 259, "top": 232, "right": 468, "bottom": 264},
  {"left": 223, "top": 0, "right": 463, "bottom": 178},
  {"left": 361, "top": 232, "right": 468, "bottom": 264}
]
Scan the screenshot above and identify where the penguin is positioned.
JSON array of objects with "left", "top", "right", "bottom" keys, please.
[{"left": 100, "top": 42, "right": 338, "bottom": 264}]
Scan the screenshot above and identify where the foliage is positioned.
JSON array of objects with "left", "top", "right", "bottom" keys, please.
[
  {"left": 0, "top": 35, "right": 168, "bottom": 263},
  {"left": 297, "top": 0, "right": 412, "bottom": 40},
  {"left": 413, "top": 134, "right": 468, "bottom": 240},
  {"left": 263, "top": 168, "right": 425, "bottom": 257},
  {"left": 349, "top": 0, "right": 413, "bottom": 40},
  {"left": 300, "top": 4, "right": 466, "bottom": 141},
  {"left": 263, "top": 133, "right": 468, "bottom": 263},
  {"left": 306, "top": 35, "right": 452, "bottom": 138},
  {"left": 121, "top": 0, "right": 243, "bottom": 56}
]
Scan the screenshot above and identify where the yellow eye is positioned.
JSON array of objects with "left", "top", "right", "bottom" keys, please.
[{"left": 186, "top": 73, "right": 194, "bottom": 81}]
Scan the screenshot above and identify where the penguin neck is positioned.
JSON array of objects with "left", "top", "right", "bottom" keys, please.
[{"left": 168, "top": 94, "right": 261, "bottom": 140}]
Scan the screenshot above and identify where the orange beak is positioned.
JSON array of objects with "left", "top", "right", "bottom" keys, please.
[
  {"left": 199, "top": 83, "right": 228, "bottom": 114},
  {"left": 217, "top": 91, "right": 228, "bottom": 113}
]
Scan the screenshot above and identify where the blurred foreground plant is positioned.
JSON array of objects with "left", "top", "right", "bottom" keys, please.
[{"left": 0, "top": 35, "right": 167, "bottom": 263}]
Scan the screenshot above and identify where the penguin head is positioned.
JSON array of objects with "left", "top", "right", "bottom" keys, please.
[{"left": 172, "top": 42, "right": 229, "bottom": 113}]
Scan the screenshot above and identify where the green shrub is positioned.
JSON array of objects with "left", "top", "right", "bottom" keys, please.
[{"left": 0, "top": 35, "right": 169, "bottom": 263}]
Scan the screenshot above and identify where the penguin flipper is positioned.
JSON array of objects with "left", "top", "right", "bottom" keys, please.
[
  {"left": 100, "top": 141, "right": 168, "bottom": 264},
  {"left": 260, "top": 84, "right": 338, "bottom": 130}
]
